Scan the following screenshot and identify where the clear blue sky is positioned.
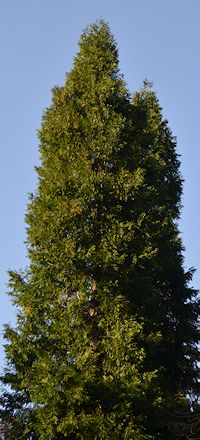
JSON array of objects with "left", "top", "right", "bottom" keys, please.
[{"left": 0, "top": 0, "right": 199, "bottom": 369}]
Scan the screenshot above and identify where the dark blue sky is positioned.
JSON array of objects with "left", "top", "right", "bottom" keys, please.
[{"left": 0, "top": 0, "right": 199, "bottom": 368}]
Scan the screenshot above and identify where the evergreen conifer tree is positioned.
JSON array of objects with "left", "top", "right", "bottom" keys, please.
[{"left": 1, "top": 21, "right": 199, "bottom": 439}]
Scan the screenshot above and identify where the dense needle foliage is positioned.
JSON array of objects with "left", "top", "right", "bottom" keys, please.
[{"left": 0, "top": 21, "right": 199, "bottom": 439}]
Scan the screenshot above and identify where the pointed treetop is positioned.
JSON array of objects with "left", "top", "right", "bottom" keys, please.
[
  {"left": 73, "top": 19, "right": 119, "bottom": 77},
  {"left": 133, "top": 78, "right": 163, "bottom": 122},
  {"left": 80, "top": 19, "right": 117, "bottom": 53},
  {"left": 143, "top": 78, "right": 154, "bottom": 90}
]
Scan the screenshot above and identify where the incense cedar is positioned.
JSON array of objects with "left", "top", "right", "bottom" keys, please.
[{"left": 1, "top": 21, "right": 199, "bottom": 440}]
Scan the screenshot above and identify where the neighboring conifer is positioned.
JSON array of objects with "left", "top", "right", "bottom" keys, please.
[{"left": 0, "top": 21, "right": 199, "bottom": 439}]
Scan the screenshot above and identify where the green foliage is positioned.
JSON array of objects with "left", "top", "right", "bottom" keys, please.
[{"left": 1, "top": 20, "right": 199, "bottom": 439}]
